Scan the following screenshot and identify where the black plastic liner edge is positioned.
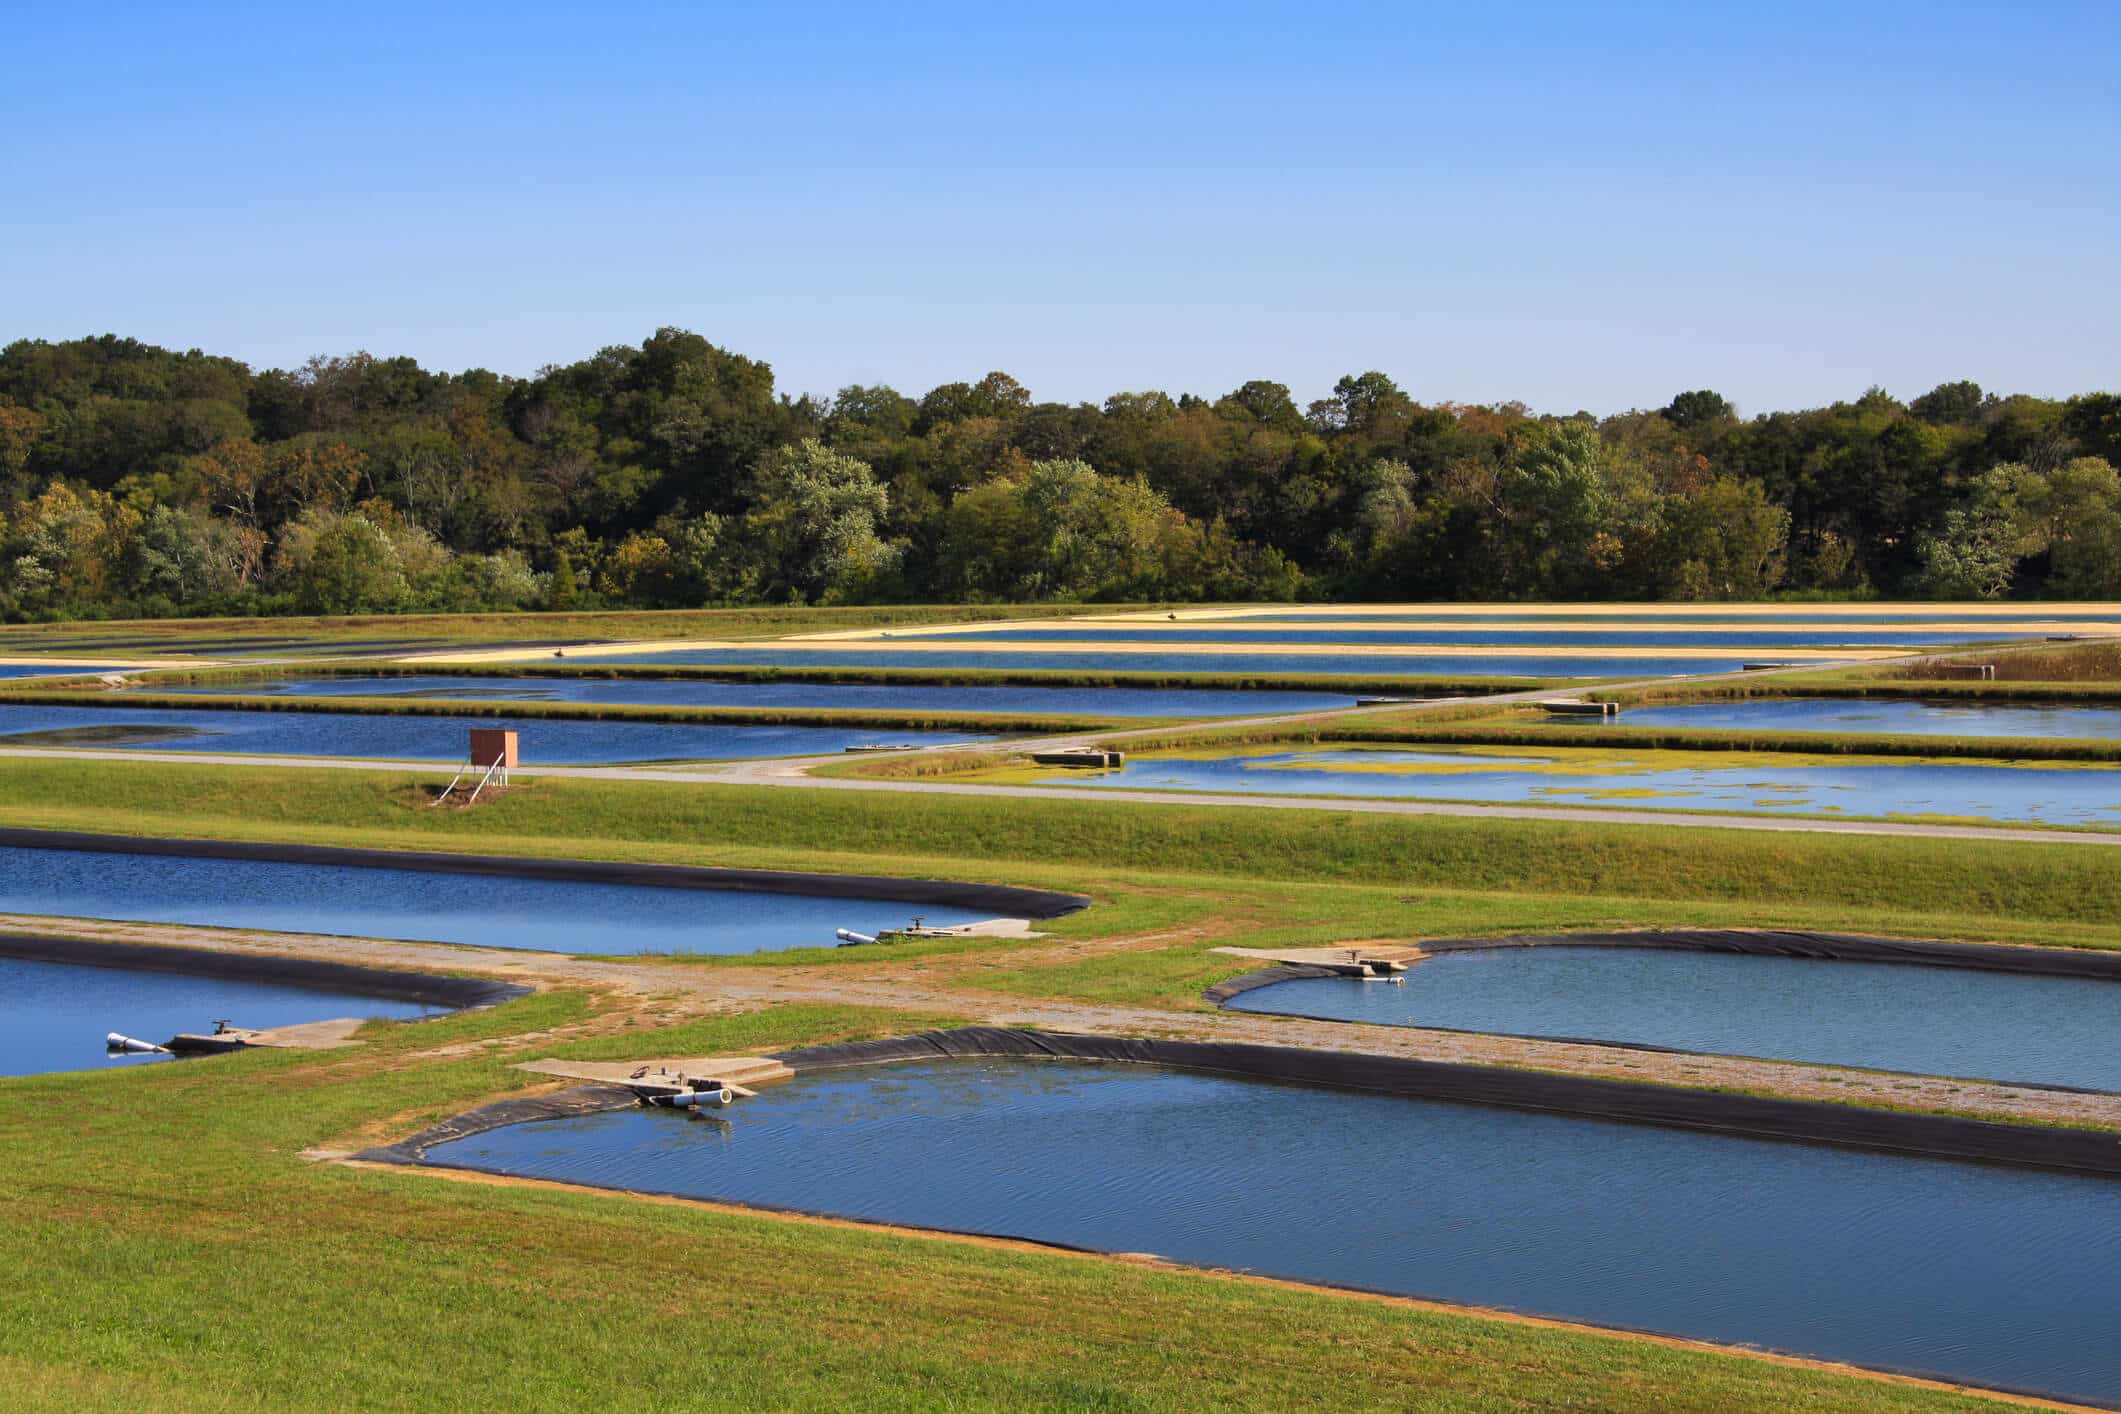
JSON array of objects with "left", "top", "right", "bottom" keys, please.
[
  {"left": 774, "top": 1028, "right": 2121, "bottom": 1178},
  {"left": 0, "top": 933, "right": 532, "bottom": 1012},
  {"left": 359, "top": 1084, "right": 639, "bottom": 1163},
  {"left": 0, "top": 827, "right": 1092, "bottom": 919}
]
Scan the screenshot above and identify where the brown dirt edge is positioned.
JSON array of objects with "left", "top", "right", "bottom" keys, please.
[
  {"left": 0, "top": 826, "right": 1092, "bottom": 919},
  {"left": 0, "top": 931, "right": 531, "bottom": 1012},
  {"left": 332, "top": 1156, "right": 2104, "bottom": 1413}
]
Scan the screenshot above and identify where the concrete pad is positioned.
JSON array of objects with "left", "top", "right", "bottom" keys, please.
[{"left": 517, "top": 1055, "right": 796, "bottom": 1089}]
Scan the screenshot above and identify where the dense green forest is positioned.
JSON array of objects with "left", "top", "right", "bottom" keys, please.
[{"left": 0, "top": 330, "right": 2115, "bottom": 620}]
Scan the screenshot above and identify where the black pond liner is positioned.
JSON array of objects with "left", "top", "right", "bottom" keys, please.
[
  {"left": 0, "top": 828, "right": 1092, "bottom": 920},
  {"left": 0, "top": 933, "right": 531, "bottom": 1014}
]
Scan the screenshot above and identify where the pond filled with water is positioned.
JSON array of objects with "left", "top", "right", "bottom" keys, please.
[
  {"left": 1225, "top": 947, "right": 2121, "bottom": 1090},
  {"left": 0, "top": 664, "right": 103, "bottom": 679},
  {"left": 898, "top": 626, "right": 2000, "bottom": 647},
  {"left": 1053, "top": 746, "right": 2121, "bottom": 826},
  {"left": 0, "top": 846, "right": 989, "bottom": 956},
  {"left": 0, "top": 705, "right": 985, "bottom": 763},
  {"left": 428, "top": 1056, "right": 2121, "bottom": 1404},
  {"left": 154, "top": 674, "right": 1360, "bottom": 718},
  {"left": 1227, "top": 610, "right": 2121, "bottom": 625},
  {"left": 1609, "top": 696, "right": 2121, "bottom": 739},
  {"left": 528, "top": 648, "right": 1742, "bottom": 678},
  {"left": 0, "top": 955, "right": 439, "bottom": 1077}
]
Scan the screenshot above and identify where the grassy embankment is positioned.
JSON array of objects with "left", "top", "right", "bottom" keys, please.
[
  {"left": 2, "top": 753, "right": 2117, "bottom": 997},
  {"left": 0, "top": 993, "right": 2038, "bottom": 1413},
  {"left": 1601, "top": 638, "right": 2121, "bottom": 705}
]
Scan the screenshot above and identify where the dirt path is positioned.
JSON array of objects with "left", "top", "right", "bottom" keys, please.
[{"left": 19, "top": 912, "right": 2121, "bottom": 1131}]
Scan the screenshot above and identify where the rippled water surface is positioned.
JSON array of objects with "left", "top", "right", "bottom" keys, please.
[
  {"left": 898, "top": 626, "right": 2001, "bottom": 647},
  {"left": 0, "top": 956, "right": 439, "bottom": 1076},
  {"left": 1226, "top": 947, "right": 2121, "bottom": 1089},
  {"left": 0, "top": 846, "right": 986, "bottom": 955},
  {"left": 0, "top": 704, "right": 983, "bottom": 763},
  {"left": 1055, "top": 746, "right": 2121, "bottom": 825},
  {"left": 0, "top": 664, "right": 103, "bottom": 679},
  {"left": 155, "top": 674, "right": 1359, "bottom": 717},
  {"left": 429, "top": 1057, "right": 2121, "bottom": 1404},
  {"left": 1609, "top": 696, "right": 2121, "bottom": 739}
]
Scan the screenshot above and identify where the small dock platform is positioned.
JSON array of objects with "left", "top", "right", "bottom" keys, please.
[{"left": 517, "top": 1054, "right": 796, "bottom": 1097}]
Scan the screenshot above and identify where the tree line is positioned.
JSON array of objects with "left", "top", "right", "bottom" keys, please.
[{"left": 0, "top": 329, "right": 2115, "bottom": 620}]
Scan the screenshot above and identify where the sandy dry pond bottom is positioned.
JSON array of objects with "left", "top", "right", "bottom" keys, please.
[{"left": 422, "top": 1056, "right": 2121, "bottom": 1406}]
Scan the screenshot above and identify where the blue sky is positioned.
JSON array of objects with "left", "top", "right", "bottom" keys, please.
[{"left": 4, "top": 2, "right": 2114, "bottom": 413}]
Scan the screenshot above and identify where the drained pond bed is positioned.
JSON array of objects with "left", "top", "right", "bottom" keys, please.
[{"left": 409, "top": 1054, "right": 2121, "bottom": 1405}]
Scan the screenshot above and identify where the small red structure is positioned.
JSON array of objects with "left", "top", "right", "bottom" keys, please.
[{"left": 469, "top": 728, "right": 519, "bottom": 769}]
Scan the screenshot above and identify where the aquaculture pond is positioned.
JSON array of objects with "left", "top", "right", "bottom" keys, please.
[
  {"left": 1225, "top": 947, "right": 2121, "bottom": 1091},
  {"left": 0, "top": 846, "right": 989, "bottom": 956},
  {"left": 426, "top": 1057, "right": 2121, "bottom": 1405},
  {"left": 0, "top": 955, "right": 439, "bottom": 1077},
  {"left": 893, "top": 625, "right": 2001, "bottom": 648},
  {"left": 508, "top": 647, "right": 1746, "bottom": 678},
  {"left": 1607, "top": 696, "right": 2121, "bottom": 739},
  {"left": 0, "top": 664, "right": 105, "bottom": 679},
  {"left": 1049, "top": 745, "right": 2121, "bottom": 826},
  {"left": 151, "top": 674, "right": 1362, "bottom": 718},
  {"left": 0, "top": 704, "right": 986, "bottom": 763},
  {"left": 1224, "top": 610, "right": 2121, "bottom": 626}
]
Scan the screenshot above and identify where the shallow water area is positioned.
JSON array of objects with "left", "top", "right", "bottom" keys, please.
[
  {"left": 0, "top": 664, "right": 106, "bottom": 679},
  {"left": 1227, "top": 947, "right": 2121, "bottom": 1090},
  {"left": 153, "top": 674, "right": 1361, "bottom": 717},
  {"left": 0, "top": 955, "right": 439, "bottom": 1076},
  {"left": 1610, "top": 696, "right": 2121, "bottom": 739},
  {"left": 895, "top": 625, "right": 2001, "bottom": 647},
  {"left": 426, "top": 1056, "right": 2121, "bottom": 1404},
  {"left": 0, "top": 846, "right": 989, "bottom": 956},
  {"left": 1053, "top": 745, "right": 2121, "bottom": 825}
]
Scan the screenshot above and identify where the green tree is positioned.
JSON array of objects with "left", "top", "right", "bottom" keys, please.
[
  {"left": 740, "top": 439, "right": 896, "bottom": 602},
  {"left": 547, "top": 548, "right": 578, "bottom": 609}
]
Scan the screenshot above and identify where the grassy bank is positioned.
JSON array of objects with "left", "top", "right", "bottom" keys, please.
[
  {"left": 0, "top": 756, "right": 2114, "bottom": 928},
  {"left": 0, "top": 997, "right": 2023, "bottom": 1412}
]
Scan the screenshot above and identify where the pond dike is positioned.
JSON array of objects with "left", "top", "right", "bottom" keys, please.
[
  {"left": 1203, "top": 928, "right": 2121, "bottom": 1005},
  {"left": 0, "top": 827, "right": 1092, "bottom": 918},
  {"left": 360, "top": 1025, "right": 2121, "bottom": 1179},
  {"left": 0, "top": 932, "right": 530, "bottom": 1013}
]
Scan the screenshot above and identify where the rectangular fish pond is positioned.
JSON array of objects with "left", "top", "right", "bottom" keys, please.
[
  {"left": 0, "top": 704, "right": 987, "bottom": 764},
  {"left": 888, "top": 625, "right": 2008, "bottom": 648},
  {"left": 0, "top": 954, "right": 442, "bottom": 1077},
  {"left": 419, "top": 1055, "right": 2121, "bottom": 1406},
  {"left": 0, "top": 844, "right": 1009, "bottom": 956},
  {"left": 1601, "top": 696, "right": 2121, "bottom": 739},
  {"left": 147, "top": 674, "right": 1364, "bottom": 717},
  {"left": 1224, "top": 943, "right": 2121, "bottom": 1092},
  {"left": 1038, "top": 744, "right": 2121, "bottom": 826},
  {"left": 496, "top": 647, "right": 1755, "bottom": 678}
]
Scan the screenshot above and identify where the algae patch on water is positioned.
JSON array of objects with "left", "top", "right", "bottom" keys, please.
[{"left": 0, "top": 723, "right": 218, "bottom": 748}]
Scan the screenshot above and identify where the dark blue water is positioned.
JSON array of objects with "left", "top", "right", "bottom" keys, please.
[
  {"left": 152, "top": 674, "right": 1361, "bottom": 718},
  {"left": 1060, "top": 747, "right": 2121, "bottom": 825},
  {"left": 1611, "top": 697, "right": 2121, "bottom": 739},
  {"left": 899, "top": 627, "right": 2004, "bottom": 647},
  {"left": 0, "top": 705, "right": 986, "bottom": 764},
  {"left": 0, "top": 846, "right": 988, "bottom": 955},
  {"left": 1226, "top": 948, "right": 2121, "bottom": 1090},
  {"left": 429, "top": 1057, "right": 2121, "bottom": 1404},
  {"left": 531, "top": 649, "right": 1740, "bottom": 678},
  {"left": 0, "top": 955, "right": 439, "bottom": 1076},
  {"left": 0, "top": 664, "right": 104, "bottom": 679}
]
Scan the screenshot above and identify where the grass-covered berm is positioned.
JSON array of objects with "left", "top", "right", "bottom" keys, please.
[{"left": 2, "top": 754, "right": 2117, "bottom": 1410}]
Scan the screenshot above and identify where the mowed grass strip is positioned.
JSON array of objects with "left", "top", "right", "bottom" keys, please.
[{"left": 0, "top": 998, "right": 2034, "bottom": 1413}]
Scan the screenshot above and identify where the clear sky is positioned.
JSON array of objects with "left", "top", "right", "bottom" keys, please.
[{"left": 4, "top": 1, "right": 2114, "bottom": 414}]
